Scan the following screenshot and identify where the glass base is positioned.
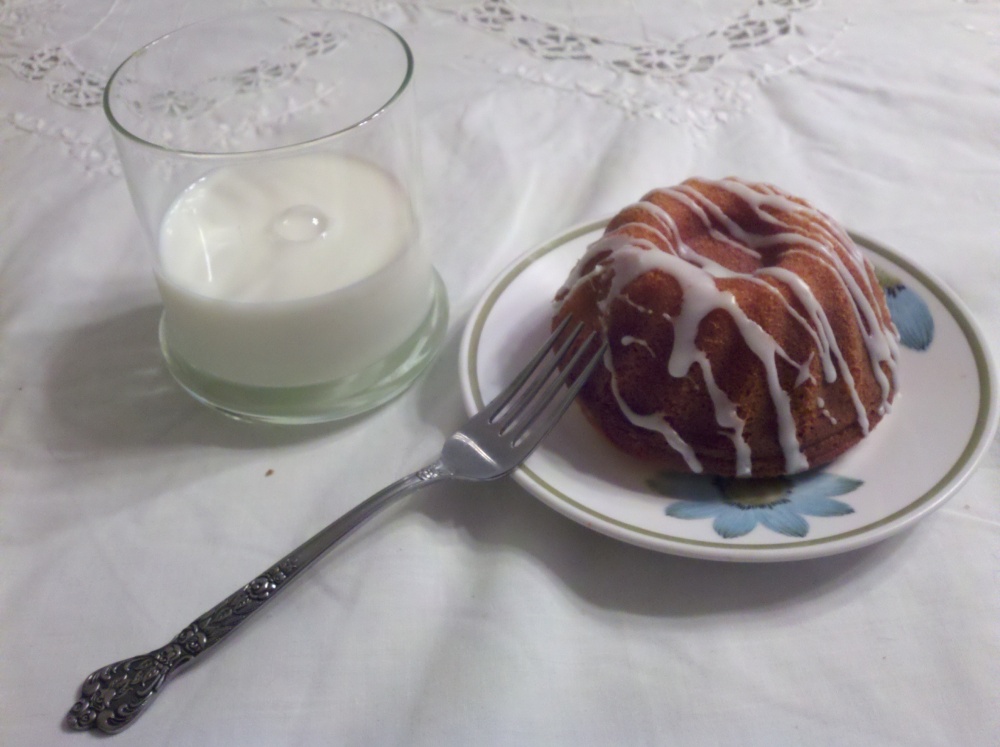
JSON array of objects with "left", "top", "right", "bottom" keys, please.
[{"left": 160, "top": 271, "right": 449, "bottom": 424}]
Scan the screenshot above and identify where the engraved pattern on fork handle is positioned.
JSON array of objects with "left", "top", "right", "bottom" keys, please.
[
  {"left": 65, "top": 322, "right": 602, "bottom": 734},
  {"left": 65, "top": 556, "right": 299, "bottom": 733},
  {"left": 66, "top": 463, "right": 452, "bottom": 734}
]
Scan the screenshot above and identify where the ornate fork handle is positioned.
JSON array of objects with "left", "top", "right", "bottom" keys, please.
[
  {"left": 67, "top": 463, "right": 451, "bottom": 734},
  {"left": 67, "top": 319, "right": 603, "bottom": 735}
]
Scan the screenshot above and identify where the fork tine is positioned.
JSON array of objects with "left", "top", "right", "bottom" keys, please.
[
  {"left": 502, "top": 330, "right": 605, "bottom": 443},
  {"left": 483, "top": 316, "right": 580, "bottom": 421},
  {"left": 513, "top": 339, "right": 607, "bottom": 448},
  {"left": 490, "top": 321, "right": 586, "bottom": 429},
  {"left": 497, "top": 328, "right": 596, "bottom": 434}
]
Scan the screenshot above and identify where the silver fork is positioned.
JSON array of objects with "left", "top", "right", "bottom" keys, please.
[{"left": 66, "top": 318, "right": 606, "bottom": 735}]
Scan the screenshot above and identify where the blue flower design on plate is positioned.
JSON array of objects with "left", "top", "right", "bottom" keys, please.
[
  {"left": 651, "top": 472, "right": 861, "bottom": 539},
  {"left": 877, "top": 268, "right": 934, "bottom": 351}
]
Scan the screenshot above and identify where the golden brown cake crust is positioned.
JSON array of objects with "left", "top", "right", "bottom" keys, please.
[{"left": 553, "top": 177, "right": 900, "bottom": 478}]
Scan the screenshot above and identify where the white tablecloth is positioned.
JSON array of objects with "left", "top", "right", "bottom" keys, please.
[{"left": 3, "top": 1, "right": 999, "bottom": 745}]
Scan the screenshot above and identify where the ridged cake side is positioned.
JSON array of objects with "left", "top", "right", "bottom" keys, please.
[{"left": 554, "top": 177, "right": 900, "bottom": 478}]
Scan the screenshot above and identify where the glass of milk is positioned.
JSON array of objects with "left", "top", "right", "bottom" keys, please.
[{"left": 103, "top": 9, "right": 448, "bottom": 423}]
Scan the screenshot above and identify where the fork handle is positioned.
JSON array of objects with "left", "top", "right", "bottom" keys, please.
[{"left": 66, "top": 461, "right": 452, "bottom": 735}]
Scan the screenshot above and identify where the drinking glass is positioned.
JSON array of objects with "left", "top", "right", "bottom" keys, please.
[{"left": 104, "top": 9, "right": 448, "bottom": 423}]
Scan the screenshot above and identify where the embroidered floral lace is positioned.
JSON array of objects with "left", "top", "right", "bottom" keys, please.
[{"left": 1, "top": 0, "right": 856, "bottom": 176}]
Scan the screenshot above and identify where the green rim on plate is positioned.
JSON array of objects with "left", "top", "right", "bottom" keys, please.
[{"left": 463, "top": 222, "right": 998, "bottom": 559}]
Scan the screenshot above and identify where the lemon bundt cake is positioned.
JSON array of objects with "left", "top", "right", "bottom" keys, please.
[{"left": 554, "top": 177, "right": 900, "bottom": 478}]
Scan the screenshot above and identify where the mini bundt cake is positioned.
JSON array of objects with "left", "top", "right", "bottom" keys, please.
[{"left": 553, "top": 177, "right": 900, "bottom": 478}]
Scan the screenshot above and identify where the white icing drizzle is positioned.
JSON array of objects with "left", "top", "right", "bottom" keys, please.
[
  {"left": 621, "top": 335, "right": 655, "bottom": 356},
  {"left": 606, "top": 346, "right": 704, "bottom": 474},
  {"left": 817, "top": 396, "right": 838, "bottom": 425},
  {"left": 715, "top": 180, "right": 900, "bottom": 409},
  {"left": 556, "top": 177, "right": 900, "bottom": 476}
]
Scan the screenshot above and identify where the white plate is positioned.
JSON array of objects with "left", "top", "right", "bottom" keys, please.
[{"left": 459, "top": 221, "right": 999, "bottom": 562}]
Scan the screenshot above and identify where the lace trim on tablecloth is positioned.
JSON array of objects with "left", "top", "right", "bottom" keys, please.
[
  {"left": 452, "top": 0, "right": 817, "bottom": 77},
  {"left": 2, "top": 111, "right": 121, "bottom": 175},
  {"left": 0, "top": 45, "right": 120, "bottom": 177},
  {"left": 1, "top": 0, "right": 120, "bottom": 174},
  {"left": 0, "top": 0, "right": 403, "bottom": 175},
  {"left": 4, "top": 0, "right": 989, "bottom": 174},
  {"left": 438, "top": 0, "right": 844, "bottom": 124}
]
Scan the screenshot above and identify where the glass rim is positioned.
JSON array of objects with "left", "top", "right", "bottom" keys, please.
[{"left": 102, "top": 8, "right": 415, "bottom": 159}]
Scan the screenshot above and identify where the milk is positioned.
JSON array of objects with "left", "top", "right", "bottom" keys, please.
[{"left": 156, "top": 154, "right": 433, "bottom": 388}]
